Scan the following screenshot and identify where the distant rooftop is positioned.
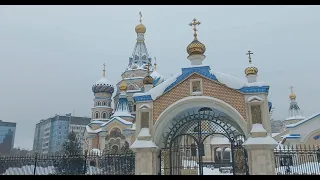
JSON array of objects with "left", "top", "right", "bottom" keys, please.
[{"left": 0, "top": 120, "right": 17, "bottom": 127}]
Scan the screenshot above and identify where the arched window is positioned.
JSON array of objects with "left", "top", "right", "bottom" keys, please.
[
  {"left": 102, "top": 112, "right": 107, "bottom": 119},
  {"left": 128, "top": 84, "right": 135, "bottom": 90},
  {"left": 97, "top": 101, "right": 101, "bottom": 106},
  {"left": 102, "top": 101, "right": 106, "bottom": 106},
  {"left": 133, "top": 105, "right": 136, "bottom": 112},
  {"left": 95, "top": 112, "right": 99, "bottom": 119}
]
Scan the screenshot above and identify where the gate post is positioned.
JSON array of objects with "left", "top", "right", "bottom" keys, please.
[
  {"left": 130, "top": 128, "right": 158, "bottom": 175},
  {"left": 243, "top": 124, "right": 278, "bottom": 175}
]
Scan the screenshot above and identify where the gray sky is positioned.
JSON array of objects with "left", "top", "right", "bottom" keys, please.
[{"left": 0, "top": 5, "right": 320, "bottom": 150}]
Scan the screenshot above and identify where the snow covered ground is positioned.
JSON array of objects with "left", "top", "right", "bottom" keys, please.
[
  {"left": 2, "top": 165, "right": 102, "bottom": 175},
  {"left": 276, "top": 162, "right": 320, "bottom": 175},
  {"left": 182, "top": 160, "right": 232, "bottom": 175}
]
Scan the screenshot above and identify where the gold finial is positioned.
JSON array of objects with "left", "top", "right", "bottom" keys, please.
[
  {"left": 135, "top": 12, "right": 146, "bottom": 34},
  {"left": 154, "top": 57, "right": 157, "bottom": 70},
  {"left": 189, "top": 18, "right": 201, "bottom": 40},
  {"left": 139, "top": 11, "right": 142, "bottom": 23},
  {"left": 289, "top": 86, "right": 296, "bottom": 100},
  {"left": 143, "top": 61, "right": 154, "bottom": 85},
  {"left": 246, "top": 50, "right": 253, "bottom": 64},
  {"left": 186, "top": 18, "right": 206, "bottom": 56},
  {"left": 103, "top": 63, "right": 106, "bottom": 77}
]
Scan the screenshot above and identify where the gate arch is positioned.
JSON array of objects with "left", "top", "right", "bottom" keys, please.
[{"left": 159, "top": 109, "right": 249, "bottom": 175}]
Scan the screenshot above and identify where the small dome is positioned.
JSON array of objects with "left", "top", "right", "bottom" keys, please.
[
  {"left": 119, "top": 80, "right": 127, "bottom": 91},
  {"left": 135, "top": 23, "right": 146, "bottom": 34},
  {"left": 143, "top": 75, "right": 154, "bottom": 85},
  {"left": 92, "top": 77, "right": 114, "bottom": 94},
  {"left": 245, "top": 66, "right": 258, "bottom": 76},
  {"left": 289, "top": 92, "right": 296, "bottom": 100},
  {"left": 187, "top": 39, "right": 206, "bottom": 56}
]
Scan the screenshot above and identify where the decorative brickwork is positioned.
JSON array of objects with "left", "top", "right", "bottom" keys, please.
[{"left": 153, "top": 74, "right": 246, "bottom": 123}]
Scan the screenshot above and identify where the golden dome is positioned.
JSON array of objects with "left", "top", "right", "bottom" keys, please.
[
  {"left": 289, "top": 92, "right": 296, "bottom": 100},
  {"left": 245, "top": 66, "right": 258, "bottom": 76},
  {"left": 135, "top": 23, "right": 146, "bottom": 34},
  {"left": 143, "top": 75, "right": 154, "bottom": 85},
  {"left": 119, "top": 81, "right": 127, "bottom": 91},
  {"left": 187, "top": 39, "right": 206, "bottom": 56}
]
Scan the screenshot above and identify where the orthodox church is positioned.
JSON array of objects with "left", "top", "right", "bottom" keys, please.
[
  {"left": 83, "top": 12, "right": 276, "bottom": 163},
  {"left": 273, "top": 88, "right": 320, "bottom": 146},
  {"left": 83, "top": 12, "right": 165, "bottom": 153}
]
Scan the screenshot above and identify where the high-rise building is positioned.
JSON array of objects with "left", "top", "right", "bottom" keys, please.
[
  {"left": 0, "top": 120, "right": 16, "bottom": 154},
  {"left": 32, "top": 114, "right": 90, "bottom": 154}
]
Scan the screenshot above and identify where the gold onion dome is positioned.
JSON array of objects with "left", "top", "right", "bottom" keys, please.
[
  {"left": 289, "top": 87, "right": 296, "bottom": 100},
  {"left": 135, "top": 12, "right": 146, "bottom": 34},
  {"left": 245, "top": 66, "right": 258, "bottom": 76},
  {"left": 187, "top": 18, "right": 206, "bottom": 56},
  {"left": 187, "top": 39, "right": 206, "bottom": 56},
  {"left": 143, "top": 75, "right": 154, "bottom": 85},
  {"left": 244, "top": 50, "right": 258, "bottom": 76},
  {"left": 119, "top": 81, "right": 127, "bottom": 91}
]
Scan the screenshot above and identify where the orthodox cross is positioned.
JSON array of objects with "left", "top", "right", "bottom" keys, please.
[
  {"left": 246, "top": 50, "right": 253, "bottom": 63},
  {"left": 154, "top": 57, "right": 157, "bottom": 70},
  {"left": 189, "top": 18, "right": 201, "bottom": 39},
  {"left": 103, "top": 63, "right": 106, "bottom": 76},
  {"left": 146, "top": 61, "right": 151, "bottom": 75},
  {"left": 289, "top": 86, "right": 294, "bottom": 93},
  {"left": 139, "top": 12, "right": 142, "bottom": 23}
]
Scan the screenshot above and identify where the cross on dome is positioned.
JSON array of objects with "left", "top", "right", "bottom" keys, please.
[
  {"left": 189, "top": 18, "right": 201, "bottom": 40},
  {"left": 103, "top": 63, "right": 106, "bottom": 77},
  {"left": 246, "top": 50, "right": 253, "bottom": 64},
  {"left": 154, "top": 57, "right": 157, "bottom": 70}
]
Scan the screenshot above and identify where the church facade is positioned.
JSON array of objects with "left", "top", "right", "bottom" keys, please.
[{"left": 84, "top": 13, "right": 279, "bottom": 175}]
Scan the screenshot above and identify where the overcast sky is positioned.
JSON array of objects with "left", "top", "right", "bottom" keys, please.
[{"left": 0, "top": 5, "right": 320, "bottom": 150}]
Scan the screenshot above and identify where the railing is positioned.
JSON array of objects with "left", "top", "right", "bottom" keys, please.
[
  {"left": 0, "top": 150, "right": 135, "bottom": 175},
  {"left": 274, "top": 145, "right": 320, "bottom": 175}
]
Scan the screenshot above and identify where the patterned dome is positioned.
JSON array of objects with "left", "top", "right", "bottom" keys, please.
[
  {"left": 245, "top": 66, "right": 258, "bottom": 76},
  {"left": 92, "top": 77, "right": 114, "bottom": 94},
  {"left": 143, "top": 75, "right": 154, "bottom": 85},
  {"left": 187, "top": 39, "right": 206, "bottom": 56}
]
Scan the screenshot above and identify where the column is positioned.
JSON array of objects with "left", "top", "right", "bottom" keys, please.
[
  {"left": 243, "top": 124, "right": 278, "bottom": 175},
  {"left": 99, "top": 135, "right": 106, "bottom": 152}
]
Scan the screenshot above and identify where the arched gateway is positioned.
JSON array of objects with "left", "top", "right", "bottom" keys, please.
[
  {"left": 153, "top": 97, "right": 249, "bottom": 175},
  {"left": 159, "top": 109, "right": 248, "bottom": 175}
]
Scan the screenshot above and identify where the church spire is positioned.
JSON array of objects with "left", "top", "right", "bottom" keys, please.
[
  {"left": 127, "top": 12, "right": 151, "bottom": 70},
  {"left": 285, "top": 86, "right": 305, "bottom": 123}
]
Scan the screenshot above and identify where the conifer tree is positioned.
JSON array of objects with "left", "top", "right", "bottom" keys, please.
[{"left": 54, "top": 132, "right": 86, "bottom": 175}]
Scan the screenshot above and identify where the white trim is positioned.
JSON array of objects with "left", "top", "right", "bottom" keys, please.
[
  {"left": 153, "top": 96, "right": 247, "bottom": 148},
  {"left": 190, "top": 78, "right": 203, "bottom": 96}
]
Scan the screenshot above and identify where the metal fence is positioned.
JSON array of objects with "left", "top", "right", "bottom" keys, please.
[
  {"left": 274, "top": 145, "right": 320, "bottom": 175},
  {"left": 0, "top": 150, "right": 135, "bottom": 175}
]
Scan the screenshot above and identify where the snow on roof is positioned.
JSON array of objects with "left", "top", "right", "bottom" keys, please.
[
  {"left": 101, "top": 116, "right": 133, "bottom": 127},
  {"left": 90, "top": 148, "right": 102, "bottom": 155},
  {"left": 284, "top": 116, "right": 305, "bottom": 121},
  {"left": 133, "top": 72, "right": 182, "bottom": 100},
  {"left": 210, "top": 137, "right": 230, "bottom": 145},
  {"left": 286, "top": 112, "right": 320, "bottom": 128},
  {"left": 214, "top": 71, "right": 246, "bottom": 89},
  {"left": 95, "top": 76, "right": 112, "bottom": 86},
  {"left": 86, "top": 126, "right": 104, "bottom": 134}
]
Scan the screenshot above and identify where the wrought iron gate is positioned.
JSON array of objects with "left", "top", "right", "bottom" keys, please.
[{"left": 158, "top": 109, "right": 249, "bottom": 175}]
